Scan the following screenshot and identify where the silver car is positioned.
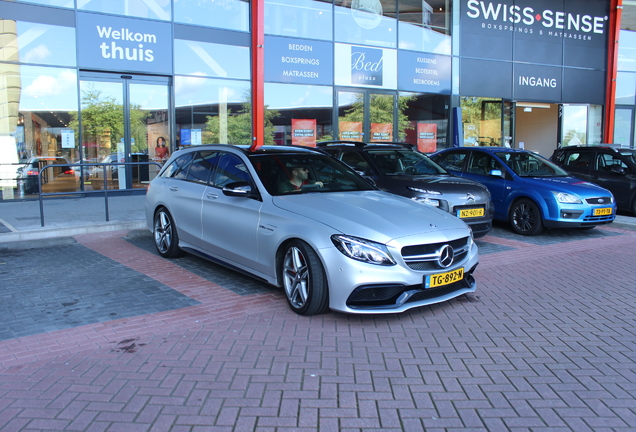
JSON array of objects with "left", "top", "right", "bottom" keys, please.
[{"left": 145, "top": 144, "right": 479, "bottom": 315}]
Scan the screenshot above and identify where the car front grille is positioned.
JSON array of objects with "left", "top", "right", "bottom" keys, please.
[
  {"left": 401, "top": 237, "right": 470, "bottom": 271},
  {"left": 585, "top": 196, "right": 613, "bottom": 205}
]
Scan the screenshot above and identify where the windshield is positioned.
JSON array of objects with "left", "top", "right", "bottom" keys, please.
[
  {"left": 250, "top": 153, "right": 376, "bottom": 196},
  {"left": 495, "top": 151, "right": 569, "bottom": 177},
  {"left": 366, "top": 149, "right": 448, "bottom": 175}
]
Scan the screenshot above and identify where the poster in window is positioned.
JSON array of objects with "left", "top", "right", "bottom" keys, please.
[
  {"left": 417, "top": 123, "right": 437, "bottom": 153},
  {"left": 371, "top": 123, "right": 392, "bottom": 141},
  {"left": 339, "top": 121, "right": 362, "bottom": 141},
  {"left": 291, "top": 119, "right": 317, "bottom": 147}
]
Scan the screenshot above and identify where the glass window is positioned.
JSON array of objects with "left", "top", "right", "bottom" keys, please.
[
  {"left": 562, "top": 105, "right": 588, "bottom": 146},
  {"left": 618, "top": 30, "right": 636, "bottom": 72},
  {"left": 616, "top": 72, "right": 636, "bottom": 105},
  {"left": 211, "top": 153, "right": 251, "bottom": 187},
  {"left": 595, "top": 153, "right": 628, "bottom": 171},
  {"left": 265, "top": 0, "right": 333, "bottom": 40},
  {"left": 398, "top": 0, "right": 451, "bottom": 55},
  {"left": 161, "top": 153, "right": 193, "bottom": 178},
  {"left": 398, "top": 92, "right": 449, "bottom": 151},
  {"left": 564, "top": 152, "right": 591, "bottom": 168},
  {"left": 460, "top": 97, "right": 503, "bottom": 147},
  {"left": 175, "top": 76, "right": 251, "bottom": 147},
  {"left": 0, "top": 64, "right": 79, "bottom": 200},
  {"left": 6, "top": 0, "right": 73, "bottom": 7},
  {"left": 77, "top": 0, "right": 171, "bottom": 20},
  {"left": 174, "top": 0, "right": 249, "bottom": 32},
  {"left": 334, "top": 0, "right": 397, "bottom": 48},
  {"left": 435, "top": 150, "right": 467, "bottom": 171},
  {"left": 265, "top": 83, "right": 334, "bottom": 145},
  {"left": 174, "top": 40, "right": 250, "bottom": 79},
  {"left": 186, "top": 150, "right": 220, "bottom": 183},
  {"left": 1, "top": 20, "right": 76, "bottom": 67},
  {"left": 613, "top": 107, "right": 633, "bottom": 147}
]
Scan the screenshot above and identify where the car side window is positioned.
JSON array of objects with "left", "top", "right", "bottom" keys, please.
[
  {"left": 186, "top": 151, "right": 220, "bottom": 184},
  {"left": 565, "top": 152, "right": 591, "bottom": 168},
  {"left": 160, "top": 153, "right": 193, "bottom": 178},
  {"left": 211, "top": 153, "right": 252, "bottom": 188},
  {"left": 340, "top": 151, "right": 369, "bottom": 172},
  {"left": 595, "top": 153, "right": 628, "bottom": 172},
  {"left": 467, "top": 153, "right": 490, "bottom": 175},
  {"left": 435, "top": 152, "right": 467, "bottom": 171}
]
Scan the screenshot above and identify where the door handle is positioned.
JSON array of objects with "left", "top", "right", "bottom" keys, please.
[
  {"left": 170, "top": 186, "right": 179, "bottom": 191},
  {"left": 206, "top": 193, "right": 218, "bottom": 199}
]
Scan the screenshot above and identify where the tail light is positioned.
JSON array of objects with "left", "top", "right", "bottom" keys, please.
[{"left": 63, "top": 169, "right": 75, "bottom": 175}]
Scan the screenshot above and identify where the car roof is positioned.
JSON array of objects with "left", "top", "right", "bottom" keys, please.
[
  {"left": 437, "top": 146, "right": 529, "bottom": 154},
  {"left": 173, "top": 144, "right": 327, "bottom": 157},
  {"left": 555, "top": 144, "right": 636, "bottom": 152},
  {"left": 316, "top": 141, "right": 416, "bottom": 151}
]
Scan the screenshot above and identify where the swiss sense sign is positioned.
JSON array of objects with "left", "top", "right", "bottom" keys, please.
[{"left": 460, "top": 0, "right": 609, "bottom": 104}]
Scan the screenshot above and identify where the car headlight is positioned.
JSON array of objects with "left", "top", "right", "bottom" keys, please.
[
  {"left": 411, "top": 197, "right": 441, "bottom": 207},
  {"left": 331, "top": 235, "right": 396, "bottom": 266},
  {"left": 552, "top": 191, "right": 582, "bottom": 204},
  {"left": 407, "top": 186, "right": 441, "bottom": 195}
]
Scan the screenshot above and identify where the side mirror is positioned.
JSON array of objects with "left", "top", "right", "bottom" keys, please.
[
  {"left": 610, "top": 165, "right": 626, "bottom": 175},
  {"left": 222, "top": 181, "right": 258, "bottom": 198},
  {"left": 489, "top": 169, "right": 504, "bottom": 177}
]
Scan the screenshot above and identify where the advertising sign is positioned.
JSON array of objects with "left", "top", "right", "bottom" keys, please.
[
  {"left": 334, "top": 44, "right": 397, "bottom": 89},
  {"left": 513, "top": 63, "right": 562, "bottom": 101},
  {"left": 77, "top": 12, "right": 172, "bottom": 74},
  {"left": 291, "top": 119, "right": 317, "bottom": 147},
  {"left": 417, "top": 123, "right": 437, "bottom": 153},
  {"left": 265, "top": 36, "right": 333, "bottom": 85},
  {"left": 398, "top": 51, "right": 451, "bottom": 94},
  {"left": 371, "top": 123, "right": 392, "bottom": 141},
  {"left": 339, "top": 121, "right": 363, "bottom": 141}
]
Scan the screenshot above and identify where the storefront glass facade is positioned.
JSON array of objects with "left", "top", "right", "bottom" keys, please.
[{"left": 0, "top": 0, "right": 614, "bottom": 201}]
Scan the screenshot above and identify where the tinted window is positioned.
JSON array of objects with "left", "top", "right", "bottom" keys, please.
[
  {"left": 564, "top": 152, "right": 592, "bottom": 168},
  {"left": 596, "top": 153, "right": 629, "bottom": 172},
  {"left": 434, "top": 151, "right": 467, "bottom": 171},
  {"left": 212, "top": 153, "right": 251, "bottom": 188},
  {"left": 186, "top": 151, "right": 220, "bottom": 184},
  {"left": 160, "top": 153, "right": 194, "bottom": 178},
  {"left": 495, "top": 152, "right": 568, "bottom": 177}
]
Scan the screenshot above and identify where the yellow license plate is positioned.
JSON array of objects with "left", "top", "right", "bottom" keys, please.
[
  {"left": 594, "top": 207, "right": 612, "bottom": 216},
  {"left": 458, "top": 208, "right": 484, "bottom": 218},
  {"left": 425, "top": 268, "right": 464, "bottom": 288}
]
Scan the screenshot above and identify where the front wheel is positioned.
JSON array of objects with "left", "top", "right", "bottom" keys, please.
[
  {"left": 509, "top": 198, "right": 543, "bottom": 236},
  {"left": 281, "top": 240, "right": 329, "bottom": 316},
  {"left": 153, "top": 208, "right": 184, "bottom": 258}
]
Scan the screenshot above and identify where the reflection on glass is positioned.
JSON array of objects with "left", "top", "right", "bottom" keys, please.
[
  {"left": 562, "top": 105, "right": 588, "bottom": 146},
  {"left": 175, "top": 76, "right": 252, "bottom": 146},
  {"left": 338, "top": 91, "right": 364, "bottom": 141},
  {"left": 334, "top": 0, "right": 397, "bottom": 48},
  {"left": 613, "top": 108, "right": 632, "bottom": 147},
  {"left": 10, "top": 20, "right": 77, "bottom": 67},
  {"left": 130, "top": 83, "right": 169, "bottom": 188},
  {"left": 77, "top": 0, "right": 171, "bottom": 20},
  {"left": 398, "top": 0, "right": 451, "bottom": 54},
  {"left": 265, "top": 83, "right": 333, "bottom": 145},
  {"left": 460, "top": 97, "right": 502, "bottom": 147},
  {"left": 174, "top": 0, "right": 249, "bottom": 31},
  {"left": 174, "top": 40, "right": 250, "bottom": 79},
  {"left": 265, "top": 0, "right": 333, "bottom": 40},
  {"left": 0, "top": 64, "right": 78, "bottom": 200},
  {"left": 7, "top": 0, "right": 73, "bottom": 8},
  {"left": 399, "top": 92, "right": 449, "bottom": 151},
  {"left": 615, "top": 72, "right": 636, "bottom": 105},
  {"left": 369, "top": 93, "right": 395, "bottom": 142}
]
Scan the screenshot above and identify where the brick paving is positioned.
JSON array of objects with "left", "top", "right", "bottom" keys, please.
[{"left": 0, "top": 224, "right": 635, "bottom": 431}]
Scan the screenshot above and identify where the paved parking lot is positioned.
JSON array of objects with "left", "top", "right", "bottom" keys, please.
[{"left": 1, "top": 222, "right": 635, "bottom": 431}]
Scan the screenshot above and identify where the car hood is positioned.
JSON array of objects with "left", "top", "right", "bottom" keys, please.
[
  {"left": 519, "top": 176, "right": 611, "bottom": 197},
  {"left": 377, "top": 174, "right": 490, "bottom": 194},
  {"left": 272, "top": 190, "right": 468, "bottom": 242}
]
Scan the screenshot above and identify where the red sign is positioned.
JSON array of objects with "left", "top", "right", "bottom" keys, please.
[
  {"left": 339, "top": 121, "right": 362, "bottom": 141},
  {"left": 417, "top": 123, "right": 437, "bottom": 153},
  {"left": 371, "top": 123, "right": 392, "bottom": 142},
  {"left": 291, "top": 119, "right": 316, "bottom": 147}
]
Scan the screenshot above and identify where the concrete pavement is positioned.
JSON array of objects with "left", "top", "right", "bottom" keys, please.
[{"left": 1, "top": 196, "right": 636, "bottom": 431}]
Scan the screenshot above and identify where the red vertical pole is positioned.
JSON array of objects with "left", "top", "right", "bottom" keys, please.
[
  {"left": 604, "top": 0, "right": 622, "bottom": 143},
  {"left": 249, "top": 0, "right": 265, "bottom": 151}
]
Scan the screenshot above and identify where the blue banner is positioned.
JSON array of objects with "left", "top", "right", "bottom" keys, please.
[{"left": 265, "top": 36, "right": 333, "bottom": 85}]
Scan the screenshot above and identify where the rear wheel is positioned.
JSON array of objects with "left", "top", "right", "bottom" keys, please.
[
  {"left": 153, "top": 208, "right": 184, "bottom": 258},
  {"left": 281, "top": 240, "right": 329, "bottom": 316},
  {"left": 509, "top": 198, "right": 543, "bottom": 236}
]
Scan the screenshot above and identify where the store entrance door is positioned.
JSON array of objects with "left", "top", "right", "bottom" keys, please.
[
  {"left": 336, "top": 88, "right": 396, "bottom": 142},
  {"left": 79, "top": 72, "right": 171, "bottom": 191}
]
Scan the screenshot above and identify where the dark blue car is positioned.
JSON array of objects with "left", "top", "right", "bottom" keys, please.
[{"left": 430, "top": 147, "right": 616, "bottom": 235}]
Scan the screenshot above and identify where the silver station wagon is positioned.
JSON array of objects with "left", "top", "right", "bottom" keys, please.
[{"left": 145, "top": 144, "right": 479, "bottom": 315}]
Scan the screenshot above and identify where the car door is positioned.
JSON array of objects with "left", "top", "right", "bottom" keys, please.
[
  {"left": 590, "top": 152, "right": 632, "bottom": 209},
  {"left": 200, "top": 152, "right": 263, "bottom": 272},
  {"left": 460, "top": 151, "right": 509, "bottom": 216},
  {"left": 561, "top": 150, "right": 593, "bottom": 181}
]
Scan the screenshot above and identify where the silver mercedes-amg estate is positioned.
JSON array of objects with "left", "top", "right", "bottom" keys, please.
[{"left": 145, "top": 144, "right": 479, "bottom": 315}]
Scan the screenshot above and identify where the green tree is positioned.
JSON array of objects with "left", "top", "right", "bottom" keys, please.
[
  {"left": 205, "top": 96, "right": 279, "bottom": 145},
  {"left": 338, "top": 93, "right": 415, "bottom": 140}
]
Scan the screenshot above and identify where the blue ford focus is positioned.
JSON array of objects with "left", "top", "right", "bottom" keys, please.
[{"left": 430, "top": 147, "right": 616, "bottom": 235}]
